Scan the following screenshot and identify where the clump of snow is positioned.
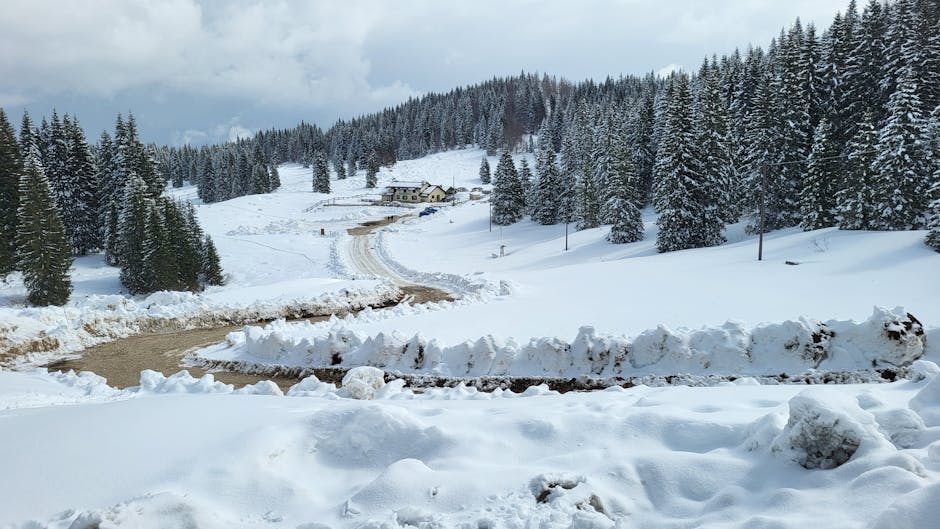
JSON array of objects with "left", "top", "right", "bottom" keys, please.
[
  {"left": 136, "top": 370, "right": 234, "bottom": 394},
  {"left": 233, "top": 380, "right": 284, "bottom": 396},
  {"left": 286, "top": 374, "right": 337, "bottom": 398},
  {"left": 311, "top": 405, "right": 452, "bottom": 467},
  {"left": 771, "top": 390, "right": 890, "bottom": 469},
  {"left": 339, "top": 366, "right": 386, "bottom": 400}
]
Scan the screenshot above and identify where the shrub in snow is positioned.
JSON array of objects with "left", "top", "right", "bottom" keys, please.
[
  {"left": 340, "top": 366, "right": 386, "bottom": 400},
  {"left": 771, "top": 391, "right": 889, "bottom": 469}
]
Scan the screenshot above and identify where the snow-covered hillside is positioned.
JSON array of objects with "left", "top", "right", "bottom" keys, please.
[
  {"left": 197, "top": 149, "right": 940, "bottom": 377},
  {"left": 0, "top": 164, "right": 410, "bottom": 364}
]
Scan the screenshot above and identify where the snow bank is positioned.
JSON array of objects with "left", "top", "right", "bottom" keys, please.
[
  {"left": 771, "top": 390, "right": 891, "bottom": 469},
  {"left": 197, "top": 306, "right": 928, "bottom": 378},
  {"left": 0, "top": 281, "right": 402, "bottom": 367}
]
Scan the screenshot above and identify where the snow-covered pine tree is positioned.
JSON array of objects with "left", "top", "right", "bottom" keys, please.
[
  {"left": 198, "top": 155, "right": 216, "bottom": 203},
  {"left": 575, "top": 163, "right": 601, "bottom": 231},
  {"left": 365, "top": 152, "right": 379, "bottom": 188},
  {"left": 118, "top": 173, "right": 154, "bottom": 295},
  {"left": 693, "top": 57, "right": 736, "bottom": 226},
  {"left": 799, "top": 118, "right": 840, "bottom": 230},
  {"left": 202, "top": 235, "right": 224, "bottom": 286},
  {"left": 312, "top": 151, "right": 330, "bottom": 193},
  {"left": 491, "top": 150, "right": 524, "bottom": 226},
  {"left": 533, "top": 143, "right": 560, "bottom": 225},
  {"left": 124, "top": 114, "right": 164, "bottom": 198},
  {"left": 871, "top": 65, "right": 930, "bottom": 230},
  {"left": 346, "top": 157, "right": 356, "bottom": 180},
  {"left": 19, "top": 112, "right": 36, "bottom": 161},
  {"left": 269, "top": 163, "right": 281, "bottom": 191},
  {"left": 479, "top": 156, "right": 491, "bottom": 184},
  {"left": 15, "top": 146, "right": 72, "bottom": 306},
  {"left": 518, "top": 158, "right": 532, "bottom": 213},
  {"left": 774, "top": 23, "right": 812, "bottom": 228},
  {"left": 64, "top": 116, "right": 100, "bottom": 255},
  {"left": 251, "top": 163, "right": 270, "bottom": 194},
  {"left": 837, "top": 110, "right": 879, "bottom": 229},
  {"left": 334, "top": 158, "right": 346, "bottom": 180},
  {"left": 630, "top": 91, "right": 657, "bottom": 205},
  {"left": 0, "top": 108, "right": 22, "bottom": 276},
  {"left": 234, "top": 150, "right": 251, "bottom": 196},
  {"left": 168, "top": 200, "right": 203, "bottom": 292},
  {"left": 605, "top": 141, "right": 644, "bottom": 244},
  {"left": 144, "top": 203, "right": 176, "bottom": 292},
  {"left": 654, "top": 74, "right": 708, "bottom": 252}
]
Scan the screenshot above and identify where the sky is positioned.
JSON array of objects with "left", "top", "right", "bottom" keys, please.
[{"left": 0, "top": 0, "right": 850, "bottom": 146}]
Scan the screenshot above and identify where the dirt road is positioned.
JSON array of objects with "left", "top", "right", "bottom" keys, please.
[{"left": 43, "top": 216, "right": 452, "bottom": 390}]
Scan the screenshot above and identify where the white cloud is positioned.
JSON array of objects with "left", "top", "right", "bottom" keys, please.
[{"left": 0, "top": 0, "right": 850, "bottom": 141}]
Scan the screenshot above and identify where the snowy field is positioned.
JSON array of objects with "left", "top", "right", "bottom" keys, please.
[
  {"left": 3, "top": 363, "right": 940, "bottom": 528},
  {"left": 0, "top": 164, "right": 410, "bottom": 364},
  {"left": 200, "top": 149, "right": 940, "bottom": 377},
  {"left": 3, "top": 148, "right": 940, "bottom": 528}
]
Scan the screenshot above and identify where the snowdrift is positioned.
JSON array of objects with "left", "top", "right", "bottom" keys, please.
[
  {"left": 6, "top": 363, "right": 940, "bottom": 528},
  {"left": 194, "top": 306, "right": 927, "bottom": 378}
]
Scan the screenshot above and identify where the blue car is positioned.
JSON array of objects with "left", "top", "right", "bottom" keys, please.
[{"left": 419, "top": 207, "right": 439, "bottom": 217}]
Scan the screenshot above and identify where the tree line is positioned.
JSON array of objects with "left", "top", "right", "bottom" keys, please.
[{"left": 0, "top": 110, "right": 223, "bottom": 306}]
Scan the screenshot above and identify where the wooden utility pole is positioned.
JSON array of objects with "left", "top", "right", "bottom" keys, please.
[
  {"left": 565, "top": 221, "right": 569, "bottom": 251},
  {"left": 758, "top": 163, "right": 767, "bottom": 261}
]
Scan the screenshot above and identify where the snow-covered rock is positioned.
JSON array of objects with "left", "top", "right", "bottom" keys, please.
[
  {"left": 339, "top": 366, "right": 386, "bottom": 400},
  {"left": 771, "top": 390, "right": 891, "bottom": 469}
]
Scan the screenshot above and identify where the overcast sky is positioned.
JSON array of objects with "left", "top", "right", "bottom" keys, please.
[{"left": 0, "top": 0, "right": 849, "bottom": 146}]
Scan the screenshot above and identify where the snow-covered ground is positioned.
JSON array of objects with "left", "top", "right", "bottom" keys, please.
[
  {"left": 4, "top": 363, "right": 940, "bottom": 528},
  {"left": 0, "top": 164, "right": 412, "bottom": 364},
  {"left": 3, "top": 147, "right": 940, "bottom": 528},
  {"left": 197, "top": 148, "right": 940, "bottom": 377}
]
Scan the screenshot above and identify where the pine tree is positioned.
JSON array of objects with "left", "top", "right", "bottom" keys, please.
[
  {"left": 202, "top": 235, "right": 225, "bottom": 286},
  {"left": 365, "top": 152, "right": 379, "bottom": 188},
  {"left": 871, "top": 65, "right": 930, "bottom": 229},
  {"left": 518, "top": 158, "right": 533, "bottom": 213},
  {"left": 533, "top": 144, "right": 560, "bottom": 225},
  {"left": 63, "top": 116, "right": 99, "bottom": 254},
  {"left": 118, "top": 173, "right": 153, "bottom": 295},
  {"left": 655, "top": 74, "right": 716, "bottom": 252},
  {"left": 837, "top": 110, "right": 880, "bottom": 229},
  {"left": 800, "top": 118, "right": 840, "bottom": 230},
  {"left": 145, "top": 204, "right": 176, "bottom": 291},
  {"left": 479, "top": 156, "right": 491, "bottom": 184},
  {"left": 165, "top": 200, "right": 202, "bottom": 292},
  {"left": 0, "top": 109, "right": 23, "bottom": 276},
  {"left": 576, "top": 163, "right": 601, "bottom": 231},
  {"left": 605, "top": 148, "right": 644, "bottom": 244},
  {"left": 491, "top": 151, "right": 524, "bottom": 225},
  {"left": 312, "top": 151, "right": 330, "bottom": 193},
  {"left": 269, "top": 163, "right": 281, "bottom": 191},
  {"left": 334, "top": 158, "right": 347, "bottom": 180},
  {"left": 199, "top": 155, "right": 216, "bottom": 203},
  {"left": 15, "top": 146, "right": 72, "bottom": 306},
  {"left": 251, "top": 163, "right": 270, "bottom": 194},
  {"left": 347, "top": 157, "right": 357, "bottom": 180},
  {"left": 694, "top": 58, "right": 736, "bottom": 224}
]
